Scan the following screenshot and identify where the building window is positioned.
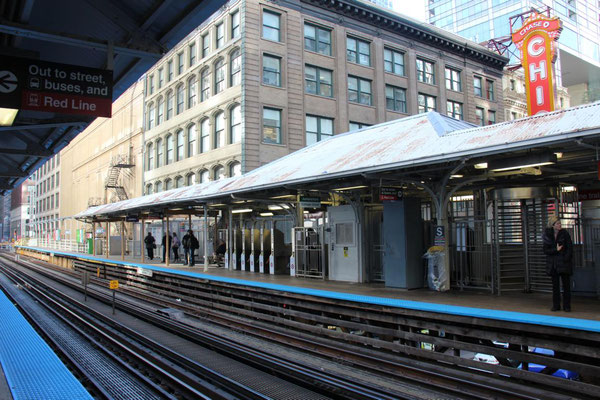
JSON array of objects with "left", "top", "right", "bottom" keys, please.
[
  {"left": 187, "top": 124, "right": 196, "bottom": 157},
  {"left": 511, "top": 111, "right": 517, "bottom": 120},
  {"left": 231, "top": 10, "right": 240, "bottom": 38},
  {"left": 167, "top": 61, "right": 173, "bottom": 82},
  {"left": 346, "top": 37, "right": 370, "bottom": 66},
  {"left": 348, "top": 76, "right": 372, "bottom": 106},
  {"left": 176, "top": 84, "right": 184, "bottom": 114},
  {"left": 166, "top": 134, "right": 174, "bottom": 165},
  {"left": 486, "top": 80, "right": 494, "bottom": 101},
  {"left": 55, "top": 194, "right": 59, "bottom": 209},
  {"left": 488, "top": 110, "right": 496, "bottom": 125},
  {"left": 158, "top": 68, "right": 164, "bottom": 88},
  {"left": 175, "top": 176, "right": 184, "bottom": 188},
  {"left": 214, "top": 111, "right": 225, "bottom": 148},
  {"left": 263, "top": 54, "right": 281, "bottom": 86},
  {"left": 263, "top": 107, "right": 281, "bottom": 144},
  {"left": 214, "top": 165, "right": 225, "bottom": 180},
  {"left": 304, "top": 23, "right": 331, "bottom": 55},
  {"left": 202, "top": 34, "right": 210, "bottom": 58},
  {"left": 230, "top": 49, "right": 241, "bottom": 86},
  {"left": 510, "top": 79, "right": 516, "bottom": 91},
  {"left": 262, "top": 10, "right": 280, "bottom": 41},
  {"left": 230, "top": 105, "right": 241, "bottom": 143},
  {"left": 177, "top": 52, "right": 184, "bottom": 75},
  {"left": 305, "top": 65, "right": 332, "bottom": 97},
  {"left": 474, "top": 76, "right": 483, "bottom": 97},
  {"left": 155, "top": 181, "right": 163, "bottom": 193},
  {"left": 56, "top": 171, "right": 59, "bottom": 185},
  {"left": 446, "top": 100, "right": 463, "bottom": 120},
  {"left": 176, "top": 129, "right": 184, "bottom": 161},
  {"left": 146, "top": 184, "right": 153, "bottom": 195},
  {"left": 165, "top": 179, "right": 173, "bottom": 191},
  {"left": 187, "top": 173, "right": 196, "bottom": 186},
  {"left": 201, "top": 69, "right": 210, "bottom": 101},
  {"left": 384, "top": 48, "right": 404, "bottom": 75},
  {"left": 445, "top": 67, "right": 461, "bottom": 92},
  {"left": 147, "top": 103, "right": 155, "bottom": 129},
  {"left": 199, "top": 170, "right": 209, "bottom": 183},
  {"left": 417, "top": 93, "right": 436, "bottom": 113},
  {"left": 146, "top": 143, "right": 154, "bottom": 170},
  {"left": 157, "top": 97, "right": 164, "bottom": 125},
  {"left": 385, "top": 85, "right": 407, "bottom": 113},
  {"left": 187, "top": 76, "right": 197, "bottom": 108},
  {"left": 230, "top": 161, "right": 242, "bottom": 177},
  {"left": 166, "top": 91, "right": 174, "bottom": 120},
  {"left": 156, "top": 138, "right": 163, "bottom": 167},
  {"left": 189, "top": 42, "right": 196, "bottom": 66},
  {"left": 475, "top": 107, "right": 484, "bottom": 126},
  {"left": 349, "top": 122, "right": 371, "bottom": 131},
  {"left": 216, "top": 23, "right": 224, "bottom": 48},
  {"left": 148, "top": 74, "right": 154, "bottom": 95},
  {"left": 214, "top": 59, "right": 225, "bottom": 94},
  {"left": 200, "top": 118, "right": 210, "bottom": 153},
  {"left": 416, "top": 58, "right": 435, "bottom": 84},
  {"left": 306, "top": 115, "right": 333, "bottom": 146}
]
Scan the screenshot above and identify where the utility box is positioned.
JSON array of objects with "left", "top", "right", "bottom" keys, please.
[
  {"left": 86, "top": 238, "right": 93, "bottom": 254},
  {"left": 383, "top": 198, "right": 423, "bottom": 289}
]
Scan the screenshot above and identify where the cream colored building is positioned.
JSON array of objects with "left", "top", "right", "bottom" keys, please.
[
  {"left": 58, "top": 80, "right": 145, "bottom": 236},
  {"left": 142, "top": 0, "right": 507, "bottom": 192}
]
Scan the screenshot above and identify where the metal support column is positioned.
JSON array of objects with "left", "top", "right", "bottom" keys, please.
[
  {"left": 259, "top": 221, "right": 264, "bottom": 273},
  {"left": 105, "top": 222, "right": 109, "bottom": 258},
  {"left": 92, "top": 222, "right": 96, "bottom": 256},
  {"left": 241, "top": 216, "right": 246, "bottom": 271},
  {"left": 227, "top": 207, "right": 233, "bottom": 270},
  {"left": 165, "top": 215, "right": 170, "bottom": 266},
  {"left": 141, "top": 218, "right": 145, "bottom": 263},
  {"left": 203, "top": 205, "right": 208, "bottom": 272},
  {"left": 269, "top": 219, "right": 275, "bottom": 274},
  {"left": 120, "top": 220, "right": 125, "bottom": 261}
]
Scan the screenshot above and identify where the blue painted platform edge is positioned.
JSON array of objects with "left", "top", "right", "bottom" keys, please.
[
  {"left": 16, "top": 245, "right": 600, "bottom": 333},
  {"left": 0, "top": 288, "right": 93, "bottom": 400}
]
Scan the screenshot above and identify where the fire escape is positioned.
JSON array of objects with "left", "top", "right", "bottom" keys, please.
[{"left": 105, "top": 154, "right": 135, "bottom": 203}]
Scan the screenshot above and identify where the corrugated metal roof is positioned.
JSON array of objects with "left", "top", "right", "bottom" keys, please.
[{"left": 76, "top": 101, "right": 600, "bottom": 219}]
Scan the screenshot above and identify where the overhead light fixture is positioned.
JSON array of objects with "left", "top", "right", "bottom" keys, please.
[
  {"left": 450, "top": 174, "right": 463, "bottom": 179},
  {"left": 268, "top": 204, "right": 290, "bottom": 210},
  {"left": 333, "top": 185, "right": 368, "bottom": 191},
  {"left": 474, "top": 162, "right": 488, "bottom": 169},
  {"left": 562, "top": 186, "right": 576, "bottom": 192},
  {"left": 270, "top": 194, "right": 295, "bottom": 199},
  {"left": 209, "top": 203, "right": 225, "bottom": 207},
  {"left": 259, "top": 212, "right": 274, "bottom": 217},
  {"left": 490, "top": 153, "right": 556, "bottom": 172},
  {"left": 451, "top": 195, "right": 474, "bottom": 202},
  {"left": 554, "top": 152, "right": 563, "bottom": 159},
  {"left": 0, "top": 108, "right": 18, "bottom": 126},
  {"left": 232, "top": 208, "right": 253, "bottom": 214}
]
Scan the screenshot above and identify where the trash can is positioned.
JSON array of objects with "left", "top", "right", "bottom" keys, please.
[
  {"left": 424, "top": 246, "right": 446, "bottom": 291},
  {"left": 87, "top": 238, "right": 93, "bottom": 254}
]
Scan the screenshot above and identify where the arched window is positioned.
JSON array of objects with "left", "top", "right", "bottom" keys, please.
[
  {"left": 230, "top": 104, "right": 241, "bottom": 143},
  {"left": 201, "top": 69, "right": 210, "bottom": 101},
  {"left": 157, "top": 97, "right": 164, "bottom": 125},
  {"left": 230, "top": 49, "right": 241, "bottom": 86},
  {"left": 166, "top": 134, "right": 174, "bottom": 164},
  {"left": 214, "top": 111, "right": 225, "bottom": 148},
  {"left": 165, "top": 178, "right": 173, "bottom": 191},
  {"left": 214, "top": 59, "right": 225, "bottom": 94},
  {"left": 199, "top": 169, "right": 209, "bottom": 183},
  {"left": 187, "top": 76, "right": 197, "bottom": 108},
  {"left": 229, "top": 161, "right": 241, "bottom": 177},
  {"left": 176, "top": 84, "right": 184, "bottom": 114},
  {"left": 166, "top": 90, "right": 174, "bottom": 120},
  {"left": 175, "top": 176, "right": 184, "bottom": 188},
  {"left": 176, "top": 129, "right": 184, "bottom": 161},
  {"left": 155, "top": 181, "right": 163, "bottom": 192},
  {"left": 146, "top": 184, "right": 153, "bottom": 195},
  {"left": 213, "top": 165, "right": 225, "bottom": 180},
  {"left": 146, "top": 142, "right": 154, "bottom": 170},
  {"left": 186, "top": 173, "right": 196, "bottom": 186},
  {"left": 156, "top": 138, "right": 163, "bottom": 167},
  {"left": 147, "top": 103, "right": 155, "bottom": 129},
  {"left": 187, "top": 124, "right": 196, "bottom": 157},
  {"left": 200, "top": 118, "right": 209, "bottom": 153}
]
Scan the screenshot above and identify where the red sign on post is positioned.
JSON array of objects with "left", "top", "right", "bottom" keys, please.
[{"left": 512, "top": 13, "right": 562, "bottom": 116}]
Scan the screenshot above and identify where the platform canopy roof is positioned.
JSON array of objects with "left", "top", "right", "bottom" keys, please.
[
  {"left": 76, "top": 101, "right": 600, "bottom": 221},
  {"left": 0, "top": 0, "right": 228, "bottom": 194}
]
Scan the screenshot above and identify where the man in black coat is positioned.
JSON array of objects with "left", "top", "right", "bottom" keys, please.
[
  {"left": 144, "top": 232, "right": 155, "bottom": 260},
  {"left": 186, "top": 230, "right": 200, "bottom": 266},
  {"left": 181, "top": 231, "right": 191, "bottom": 266},
  {"left": 542, "top": 216, "right": 573, "bottom": 312},
  {"left": 161, "top": 233, "right": 171, "bottom": 263}
]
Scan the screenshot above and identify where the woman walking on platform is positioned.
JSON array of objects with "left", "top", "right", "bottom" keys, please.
[
  {"left": 172, "top": 233, "right": 180, "bottom": 262},
  {"left": 543, "top": 216, "right": 573, "bottom": 312}
]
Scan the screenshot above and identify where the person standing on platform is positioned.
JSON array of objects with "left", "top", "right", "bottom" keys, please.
[
  {"left": 188, "top": 230, "right": 200, "bottom": 267},
  {"left": 182, "top": 231, "right": 191, "bottom": 266},
  {"left": 144, "top": 232, "right": 156, "bottom": 260},
  {"left": 171, "top": 233, "right": 181, "bottom": 262},
  {"left": 543, "top": 216, "right": 573, "bottom": 312},
  {"left": 161, "top": 232, "right": 172, "bottom": 263}
]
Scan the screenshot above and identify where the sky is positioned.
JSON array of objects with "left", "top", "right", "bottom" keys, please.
[{"left": 391, "top": 0, "right": 426, "bottom": 22}]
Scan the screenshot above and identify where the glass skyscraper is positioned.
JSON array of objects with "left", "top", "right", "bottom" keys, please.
[
  {"left": 361, "top": 0, "right": 395, "bottom": 9},
  {"left": 428, "top": 0, "right": 600, "bottom": 105}
]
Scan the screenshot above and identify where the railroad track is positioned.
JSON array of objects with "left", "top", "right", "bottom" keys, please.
[{"left": 5, "top": 251, "right": 599, "bottom": 399}]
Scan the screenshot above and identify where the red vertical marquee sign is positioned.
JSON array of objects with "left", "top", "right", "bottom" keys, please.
[{"left": 512, "top": 13, "right": 562, "bottom": 116}]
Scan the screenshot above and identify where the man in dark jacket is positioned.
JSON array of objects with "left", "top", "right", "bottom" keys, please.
[
  {"left": 187, "top": 230, "right": 200, "bottom": 266},
  {"left": 161, "top": 233, "right": 171, "bottom": 263},
  {"left": 181, "top": 231, "right": 191, "bottom": 266},
  {"left": 542, "top": 216, "right": 573, "bottom": 312},
  {"left": 144, "top": 232, "right": 155, "bottom": 260}
]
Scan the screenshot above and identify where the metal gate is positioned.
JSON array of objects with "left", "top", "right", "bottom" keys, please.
[
  {"left": 293, "top": 227, "right": 326, "bottom": 278},
  {"left": 492, "top": 200, "right": 526, "bottom": 293},
  {"left": 523, "top": 199, "right": 553, "bottom": 292},
  {"left": 365, "top": 207, "right": 384, "bottom": 282}
]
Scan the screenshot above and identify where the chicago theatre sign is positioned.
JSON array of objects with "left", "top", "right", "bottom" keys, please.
[{"left": 512, "top": 12, "right": 562, "bottom": 115}]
